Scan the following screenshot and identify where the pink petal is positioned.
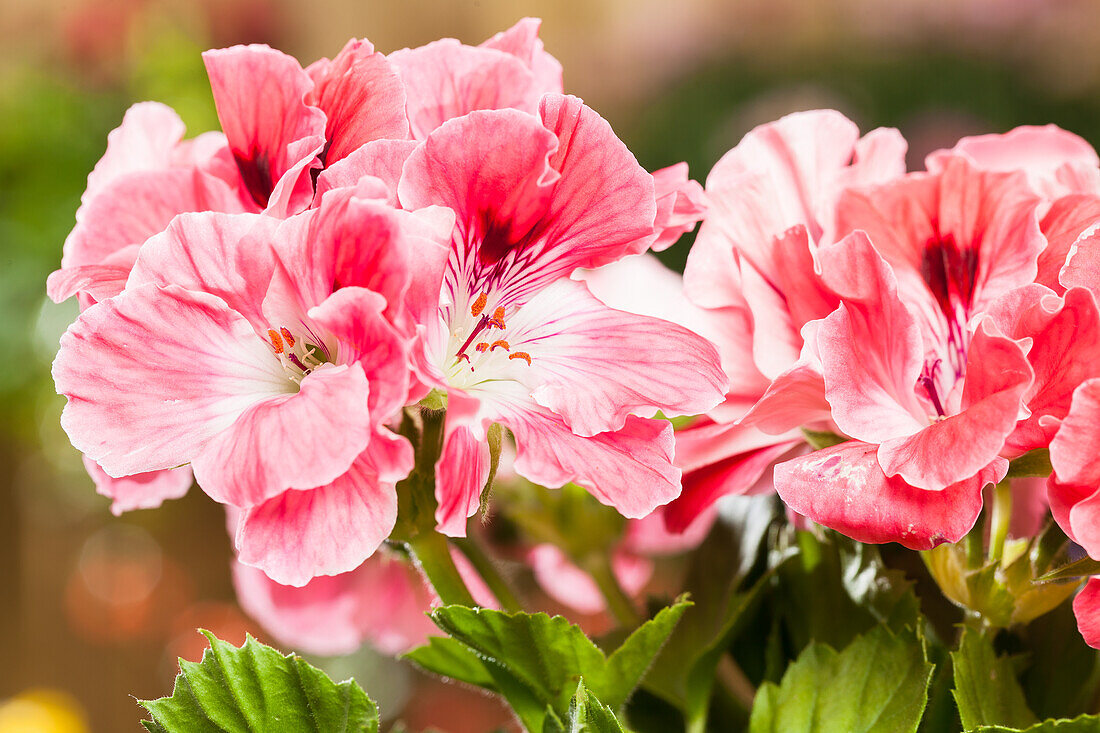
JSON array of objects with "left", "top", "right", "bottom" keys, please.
[
  {"left": 1060, "top": 222, "right": 1100, "bottom": 296},
  {"left": 434, "top": 422, "right": 490, "bottom": 537},
  {"left": 478, "top": 17, "right": 564, "bottom": 96},
  {"left": 232, "top": 550, "right": 437, "bottom": 656},
  {"left": 83, "top": 102, "right": 185, "bottom": 199},
  {"left": 928, "top": 125, "right": 1100, "bottom": 199},
  {"left": 47, "top": 256, "right": 135, "bottom": 305},
  {"left": 128, "top": 212, "right": 279, "bottom": 331},
  {"left": 54, "top": 283, "right": 288, "bottom": 478},
  {"left": 314, "top": 139, "right": 418, "bottom": 205},
  {"left": 623, "top": 505, "right": 717, "bottom": 556},
  {"left": 640, "top": 162, "right": 707, "bottom": 253},
  {"left": 739, "top": 334, "right": 833, "bottom": 435},
  {"left": 774, "top": 441, "right": 1003, "bottom": 549},
  {"left": 537, "top": 94, "right": 657, "bottom": 270},
  {"left": 82, "top": 455, "right": 192, "bottom": 516},
  {"left": 1038, "top": 194, "right": 1100, "bottom": 291},
  {"left": 305, "top": 38, "right": 409, "bottom": 164},
  {"left": 307, "top": 286, "right": 409, "bottom": 421},
  {"left": 1074, "top": 578, "right": 1100, "bottom": 650},
  {"left": 389, "top": 38, "right": 539, "bottom": 140},
  {"left": 202, "top": 44, "right": 326, "bottom": 212},
  {"left": 877, "top": 320, "right": 1031, "bottom": 490},
  {"left": 235, "top": 433, "right": 411, "bottom": 586},
  {"left": 527, "top": 544, "right": 651, "bottom": 615},
  {"left": 513, "top": 278, "right": 725, "bottom": 437},
  {"left": 505, "top": 407, "right": 680, "bottom": 519},
  {"left": 192, "top": 364, "right": 374, "bottom": 507},
  {"left": 63, "top": 167, "right": 250, "bottom": 271},
  {"left": 816, "top": 233, "right": 927, "bottom": 442},
  {"left": 1049, "top": 379, "right": 1100, "bottom": 556}
]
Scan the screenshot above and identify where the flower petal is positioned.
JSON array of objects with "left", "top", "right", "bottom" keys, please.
[
  {"left": 235, "top": 434, "right": 411, "bottom": 586},
  {"left": 192, "top": 363, "right": 374, "bottom": 507},
  {"left": 774, "top": 441, "right": 1002, "bottom": 550},
  {"left": 434, "top": 420, "right": 490, "bottom": 537},
  {"left": 82, "top": 455, "right": 192, "bottom": 516},
  {"left": 54, "top": 283, "right": 288, "bottom": 478},
  {"left": 1074, "top": 578, "right": 1100, "bottom": 649}
]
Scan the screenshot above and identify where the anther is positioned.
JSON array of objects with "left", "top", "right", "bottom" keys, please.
[
  {"left": 268, "top": 329, "right": 284, "bottom": 354},
  {"left": 474, "top": 343, "right": 490, "bottom": 353},
  {"left": 279, "top": 327, "right": 296, "bottom": 347},
  {"left": 509, "top": 351, "right": 531, "bottom": 365},
  {"left": 470, "top": 293, "right": 488, "bottom": 317},
  {"left": 490, "top": 306, "right": 506, "bottom": 329},
  {"left": 490, "top": 340, "right": 510, "bottom": 351}
]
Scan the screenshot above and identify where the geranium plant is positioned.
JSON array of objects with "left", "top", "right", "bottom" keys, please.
[{"left": 49, "top": 17, "right": 1100, "bottom": 732}]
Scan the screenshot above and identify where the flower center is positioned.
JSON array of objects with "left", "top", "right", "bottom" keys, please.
[
  {"left": 267, "top": 326, "right": 329, "bottom": 385},
  {"left": 445, "top": 292, "right": 532, "bottom": 386}
]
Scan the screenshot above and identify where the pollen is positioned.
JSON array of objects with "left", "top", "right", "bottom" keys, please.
[
  {"left": 268, "top": 329, "right": 284, "bottom": 354},
  {"left": 490, "top": 306, "right": 507, "bottom": 329},
  {"left": 470, "top": 292, "right": 488, "bottom": 317},
  {"left": 279, "top": 327, "right": 296, "bottom": 347},
  {"left": 509, "top": 351, "right": 532, "bottom": 365},
  {"left": 474, "top": 342, "right": 490, "bottom": 353},
  {"left": 490, "top": 340, "right": 510, "bottom": 351}
]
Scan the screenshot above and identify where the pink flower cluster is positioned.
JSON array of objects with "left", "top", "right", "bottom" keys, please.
[
  {"left": 49, "top": 18, "right": 724, "bottom": 650},
  {"left": 622, "top": 111, "right": 1100, "bottom": 646},
  {"left": 50, "top": 17, "right": 1100, "bottom": 653}
]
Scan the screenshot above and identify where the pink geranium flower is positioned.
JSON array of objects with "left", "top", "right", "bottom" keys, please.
[
  {"left": 397, "top": 94, "right": 727, "bottom": 533},
  {"left": 53, "top": 185, "right": 450, "bottom": 585}
]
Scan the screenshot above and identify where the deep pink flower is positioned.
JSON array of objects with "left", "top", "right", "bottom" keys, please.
[
  {"left": 1074, "top": 578, "right": 1100, "bottom": 649},
  {"left": 53, "top": 186, "right": 448, "bottom": 585},
  {"left": 397, "top": 95, "right": 726, "bottom": 532}
]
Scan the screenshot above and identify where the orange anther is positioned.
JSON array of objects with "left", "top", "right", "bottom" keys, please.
[
  {"left": 490, "top": 340, "right": 510, "bottom": 351},
  {"left": 470, "top": 292, "right": 488, "bottom": 317},
  {"left": 509, "top": 351, "right": 532, "bottom": 365},
  {"left": 268, "top": 329, "right": 284, "bottom": 354},
  {"left": 474, "top": 342, "right": 490, "bottom": 353},
  {"left": 490, "top": 306, "right": 507, "bottom": 329},
  {"left": 279, "top": 327, "right": 296, "bottom": 347}
]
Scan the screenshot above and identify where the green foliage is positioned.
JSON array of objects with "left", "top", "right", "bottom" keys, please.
[
  {"left": 952, "top": 628, "right": 1038, "bottom": 731},
  {"left": 405, "top": 601, "right": 689, "bottom": 732},
  {"left": 642, "top": 495, "right": 780, "bottom": 727},
  {"left": 1021, "top": 601, "right": 1100, "bottom": 720},
  {"left": 139, "top": 631, "right": 378, "bottom": 733},
  {"left": 748, "top": 625, "right": 933, "bottom": 733},
  {"left": 971, "top": 716, "right": 1100, "bottom": 732},
  {"left": 543, "top": 681, "right": 627, "bottom": 733}
]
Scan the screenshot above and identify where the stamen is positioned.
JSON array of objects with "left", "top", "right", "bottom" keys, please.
[
  {"left": 489, "top": 306, "right": 507, "bottom": 329},
  {"left": 509, "top": 351, "right": 531, "bottom": 365},
  {"left": 457, "top": 353, "right": 471, "bottom": 364},
  {"left": 474, "top": 342, "right": 490, "bottom": 353},
  {"left": 280, "top": 327, "right": 296, "bottom": 347},
  {"left": 268, "top": 329, "right": 284, "bottom": 354},
  {"left": 470, "top": 292, "right": 488, "bottom": 317},
  {"left": 287, "top": 353, "right": 310, "bottom": 373}
]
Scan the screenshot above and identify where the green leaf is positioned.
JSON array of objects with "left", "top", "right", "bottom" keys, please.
[
  {"left": 1021, "top": 600, "right": 1100, "bottom": 720},
  {"left": 972, "top": 714, "right": 1100, "bottom": 731},
  {"left": 748, "top": 625, "right": 933, "bottom": 733},
  {"left": 951, "top": 628, "right": 1038, "bottom": 731},
  {"left": 642, "top": 495, "right": 780, "bottom": 722},
  {"left": 1035, "top": 556, "right": 1100, "bottom": 583},
  {"left": 543, "top": 681, "right": 627, "bottom": 733},
  {"left": 412, "top": 600, "right": 690, "bottom": 732},
  {"left": 140, "top": 631, "right": 378, "bottom": 733}
]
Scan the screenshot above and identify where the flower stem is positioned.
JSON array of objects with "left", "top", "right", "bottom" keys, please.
[
  {"left": 408, "top": 529, "right": 477, "bottom": 607},
  {"left": 453, "top": 535, "right": 524, "bottom": 612},
  {"left": 582, "top": 553, "right": 642, "bottom": 628},
  {"left": 989, "top": 481, "right": 1013, "bottom": 564}
]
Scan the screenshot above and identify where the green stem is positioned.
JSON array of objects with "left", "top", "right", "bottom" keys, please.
[
  {"left": 966, "top": 517, "right": 985, "bottom": 569},
  {"left": 583, "top": 553, "right": 642, "bottom": 628},
  {"left": 408, "top": 530, "right": 476, "bottom": 607},
  {"left": 453, "top": 536, "right": 524, "bottom": 612},
  {"left": 989, "top": 481, "right": 1013, "bottom": 564}
]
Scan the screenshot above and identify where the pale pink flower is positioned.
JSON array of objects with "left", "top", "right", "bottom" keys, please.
[
  {"left": 398, "top": 95, "right": 726, "bottom": 533},
  {"left": 53, "top": 186, "right": 449, "bottom": 585}
]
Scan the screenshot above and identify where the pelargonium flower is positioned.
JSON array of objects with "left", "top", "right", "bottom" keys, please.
[
  {"left": 397, "top": 94, "right": 727, "bottom": 533},
  {"left": 53, "top": 184, "right": 451, "bottom": 585}
]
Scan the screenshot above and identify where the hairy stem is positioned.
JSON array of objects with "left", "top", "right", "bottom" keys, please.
[
  {"left": 582, "top": 553, "right": 642, "bottom": 628},
  {"left": 989, "top": 481, "right": 1013, "bottom": 564},
  {"left": 408, "top": 530, "right": 476, "bottom": 607}
]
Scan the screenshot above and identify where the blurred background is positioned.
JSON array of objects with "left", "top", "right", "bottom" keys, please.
[{"left": 4, "top": 0, "right": 1100, "bottom": 730}]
